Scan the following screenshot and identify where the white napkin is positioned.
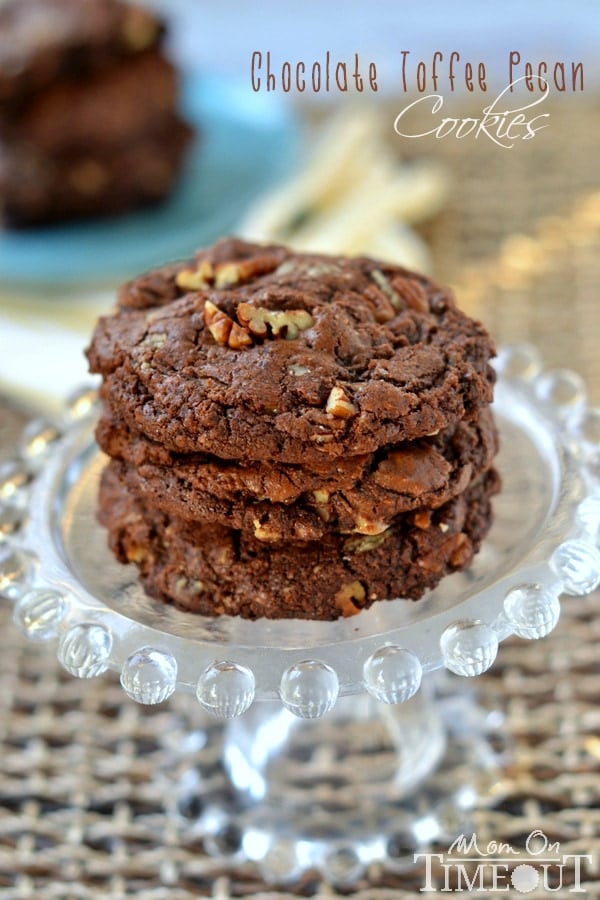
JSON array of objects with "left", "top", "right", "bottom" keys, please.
[{"left": 0, "top": 292, "right": 110, "bottom": 414}]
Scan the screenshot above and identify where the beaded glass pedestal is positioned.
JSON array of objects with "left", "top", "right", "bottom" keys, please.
[{"left": 1, "top": 345, "right": 600, "bottom": 884}]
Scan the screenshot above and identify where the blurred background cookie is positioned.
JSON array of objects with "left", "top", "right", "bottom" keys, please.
[{"left": 0, "top": 0, "right": 193, "bottom": 227}]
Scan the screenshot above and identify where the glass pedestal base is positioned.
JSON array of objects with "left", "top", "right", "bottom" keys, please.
[{"left": 172, "top": 676, "right": 505, "bottom": 885}]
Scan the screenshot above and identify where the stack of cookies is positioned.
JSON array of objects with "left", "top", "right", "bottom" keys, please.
[
  {"left": 87, "top": 238, "right": 500, "bottom": 620},
  {"left": 0, "top": 0, "right": 192, "bottom": 227}
]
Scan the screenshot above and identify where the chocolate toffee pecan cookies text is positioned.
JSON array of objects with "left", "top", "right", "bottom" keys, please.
[{"left": 87, "top": 238, "right": 500, "bottom": 620}]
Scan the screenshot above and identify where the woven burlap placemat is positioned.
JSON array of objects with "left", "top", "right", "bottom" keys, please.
[{"left": 1, "top": 96, "right": 600, "bottom": 898}]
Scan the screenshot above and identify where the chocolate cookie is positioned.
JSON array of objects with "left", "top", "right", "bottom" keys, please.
[
  {"left": 0, "top": 0, "right": 164, "bottom": 108},
  {"left": 0, "top": 115, "right": 192, "bottom": 227},
  {"left": 87, "top": 238, "right": 496, "bottom": 465},
  {"left": 0, "top": 0, "right": 193, "bottom": 228},
  {"left": 99, "top": 463, "right": 500, "bottom": 620},
  {"left": 1, "top": 50, "right": 178, "bottom": 154},
  {"left": 97, "top": 406, "right": 498, "bottom": 541}
]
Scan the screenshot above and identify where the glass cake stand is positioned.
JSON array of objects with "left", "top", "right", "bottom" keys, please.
[{"left": 2, "top": 343, "right": 600, "bottom": 885}]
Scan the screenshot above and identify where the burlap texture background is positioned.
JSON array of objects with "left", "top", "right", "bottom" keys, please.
[{"left": 0, "top": 95, "right": 599, "bottom": 898}]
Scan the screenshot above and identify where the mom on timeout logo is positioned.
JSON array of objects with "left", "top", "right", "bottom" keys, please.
[{"left": 414, "top": 829, "right": 592, "bottom": 893}]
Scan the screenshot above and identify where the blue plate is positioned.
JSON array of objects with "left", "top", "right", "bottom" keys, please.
[{"left": 0, "top": 74, "right": 299, "bottom": 287}]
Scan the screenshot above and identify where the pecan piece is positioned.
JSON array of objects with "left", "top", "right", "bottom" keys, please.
[
  {"left": 236, "top": 302, "right": 314, "bottom": 340},
  {"left": 214, "top": 255, "right": 281, "bottom": 288},
  {"left": 228, "top": 322, "right": 253, "bottom": 349},
  {"left": 391, "top": 276, "right": 429, "bottom": 312},
  {"left": 364, "top": 285, "right": 396, "bottom": 322},
  {"left": 352, "top": 514, "right": 389, "bottom": 535},
  {"left": 414, "top": 510, "right": 432, "bottom": 529},
  {"left": 176, "top": 260, "right": 214, "bottom": 291},
  {"left": 203, "top": 299, "right": 232, "bottom": 344},
  {"left": 312, "top": 489, "right": 331, "bottom": 522},
  {"left": 449, "top": 533, "right": 472, "bottom": 567},
  {"left": 326, "top": 385, "right": 358, "bottom": 418},
  {"left": 203, "top": 300, "right": 252, "bottom": 348},
  {"left": 344, "top": 529, "right": 392, "bottom": 554},
  {"left": 371, "top": 269, "right": 403, "bottom": 310},
  {"left": 121, "top": 8, "right": 160, "bottom": 50},
  {"left": 334, "top": 580, "right": 366, "bottom": 617},
  {"left": 252, "top": 518, "right": 282, "bottom": 542},
  {"left": 310, "top": 432, "right": 334, "bottom": 445}
]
